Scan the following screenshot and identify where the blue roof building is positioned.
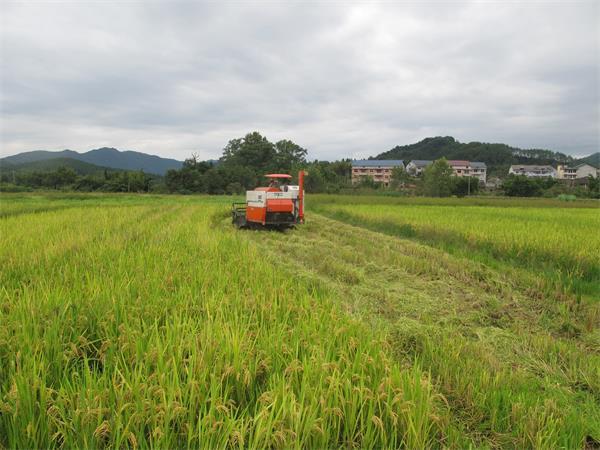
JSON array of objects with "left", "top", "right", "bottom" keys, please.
[
  {"left": 351, "top": 159, "right": 405, "bottom": 168},
  {"left": 351, "top": 160, "right": 405, "bottom": 186}
]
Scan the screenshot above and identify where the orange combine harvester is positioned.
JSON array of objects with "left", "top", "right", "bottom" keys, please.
[{"left": 231, "top": 171, "right": 305, "bottom": 229}]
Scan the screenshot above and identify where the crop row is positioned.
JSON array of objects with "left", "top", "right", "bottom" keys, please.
[
  {"left": 312, "top": 198, "right": 600, "bottom": 298},
  {"left": 1, "top": 201, "right": 448, "bottom": 448}
]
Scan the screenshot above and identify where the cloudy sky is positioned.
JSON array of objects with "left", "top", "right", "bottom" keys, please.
[{"left": 1, "top": 1, "right": 598, "bottom": 161}]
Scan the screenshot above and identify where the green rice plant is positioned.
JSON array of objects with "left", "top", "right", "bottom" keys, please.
[
  {"left": 1, "top": 193, "right": 598, "bottom": 449},
  {"left": 256, "top": 212, "right": 600, "bottom": 448},
  {"left": 0, "top": 195, "right": 451, "bottom": 448},
  {"left": 311, "top": 195, "right": 600, "bottom": 299}
]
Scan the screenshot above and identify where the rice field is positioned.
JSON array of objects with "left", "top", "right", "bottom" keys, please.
[
  {"left": 1, "top": 193, "right": 598, "bottom": 448},
  {"left": 312, "top": 195, "right": 600, "bottom": 299}
]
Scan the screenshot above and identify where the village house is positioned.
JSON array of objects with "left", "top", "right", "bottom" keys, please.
[
  {"left": 508, "top": 165, "right": 557, "bottom": 178},
  {"left": 447, "top": 160, "right": 487, "bottom": 184},
  {"left": 556, "top": 163, "right": 598, "bottom": 180},
  {"left": 470, "top": 162, "right": 488, "bottom": 183},
  {"left": 351, "top": 160, "right": 405, "bottom": 187},
  {"left": 448, "top": 160, "right": 470, "bottom": 176},
  {"left": 406, "top": 159, "right": 487, "bottom": 183},
  {"left": 405, "top": 160, "right": 433, "bottom": 176}
]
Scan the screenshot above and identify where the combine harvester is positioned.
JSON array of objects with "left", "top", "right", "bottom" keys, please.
[{"left": 231, "top": 171, "right": 305, "bottom": 229}]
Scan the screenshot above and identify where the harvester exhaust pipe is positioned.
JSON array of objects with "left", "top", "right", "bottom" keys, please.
[{"left": 298, "top": 170, "right": 305, "bottom": 224}]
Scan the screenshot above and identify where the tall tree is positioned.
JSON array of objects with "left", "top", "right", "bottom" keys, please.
[
  {"left": 422, "top": 158, "right": 454, "bottom": 197},
  {"left": 275, "top": 140, "right": 307, "bottom": 171},
  {"left": 452, "top": 176, "right": 480, "bottom": 196},
  {"left": 221, "top": 132, "right": 277, "bottom": 173},
  {"left": 502, "top": 175, "right": 542, "bottom": 197},
  {"left": 390, "top": 166, "right": 411, "bottom": 189}
]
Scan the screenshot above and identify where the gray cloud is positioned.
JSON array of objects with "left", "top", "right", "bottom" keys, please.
[{"left": 1, "top": 1, "right": 598, "bottom": 160}]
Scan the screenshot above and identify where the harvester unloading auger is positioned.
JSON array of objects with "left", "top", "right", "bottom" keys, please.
[{"left": 231, "top": 171, "right": 305, "bottom": 229}]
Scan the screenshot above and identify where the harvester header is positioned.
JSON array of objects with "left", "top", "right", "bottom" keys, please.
[{"left": 231, "top": 170, "right": 305, "bottom": 229}]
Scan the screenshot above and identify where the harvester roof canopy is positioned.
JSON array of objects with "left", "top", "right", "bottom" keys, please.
[{"left": 264, "top": 174, "right": 292, "bottom": 178}]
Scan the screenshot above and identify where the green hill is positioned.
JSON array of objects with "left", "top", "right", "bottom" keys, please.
[
  {"left": 0, "top": 157, "right": 121, "bottom": 176},
  {"left": 1, "top": 147, "right": 183, "bottom": 175},
  {"left": 374, "top": 137, "right": 576, "bottom": 176}
]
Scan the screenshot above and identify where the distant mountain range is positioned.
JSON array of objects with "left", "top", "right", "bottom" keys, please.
[
  {"left": 373, "top": 137, "right": 598, "bottom": 176},
  {"left": 0, "top": 147, "right": 183, "bottom": 175}
]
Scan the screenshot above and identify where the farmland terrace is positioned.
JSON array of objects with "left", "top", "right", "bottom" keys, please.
[{"left": 0, "top": 193, "right": 598, "bottom": 448}]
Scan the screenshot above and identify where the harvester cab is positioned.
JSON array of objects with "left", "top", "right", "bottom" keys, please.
[{"left": 232, "top": 171, "right": 305, "bottom": 229}]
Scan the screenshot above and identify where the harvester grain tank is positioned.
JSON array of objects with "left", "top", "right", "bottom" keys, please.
[{"left": 231, "top": 171, "right": 305, "bottom": 229}]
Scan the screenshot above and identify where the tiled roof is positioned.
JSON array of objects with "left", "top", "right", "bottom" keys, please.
[
  {"left": 448, "top": 160, "right": 470, "bottom": 166},
  {"left": 573, "top": 163, "right": 598, "bottom": 169},
  {"left": 408, "top": 160, "right": 486, "bottom": 168},
  {"left": 352, "top": 160, "right": 405, "bottom": 167},
  {"left": 510, "top": 165, "right": 555, "bottom": 171}
]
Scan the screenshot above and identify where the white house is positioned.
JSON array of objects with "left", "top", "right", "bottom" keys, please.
[
  {"left": 405, "top": 160, "right": 433, "bottom": 176},
  {"left": 351, "top": 160, "right": 405, "bottom": 186},
  {"left": 406, "top": 159, "right": 487, "bottom": 183},
  {"left": 470, "top": 162, "right": 488, "bottom": 184},
  {"left": 557, "top": 163, "right": 598, "bottom": 180},
  {"left": 508, "top": 165, "right": 557, "bottom": 178}
]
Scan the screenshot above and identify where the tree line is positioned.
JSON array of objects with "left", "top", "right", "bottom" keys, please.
[
  {"left": 0, "top": 166, "right": 155, "bottom": 193},
  {"left": 502, "top": 173, "right": 599, "bottom": 198},
  {"left": 2, "top": 132, "right": 598, "bottom": 198},
  {"left": 164, "top": 132, "right": 352, "bottom": 194},
  {"left": 403, "top": 159, "right": 597, "bottom": 198}
]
